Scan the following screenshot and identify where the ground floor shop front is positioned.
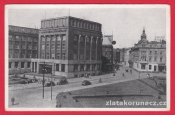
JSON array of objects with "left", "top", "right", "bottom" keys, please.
[{"left": 133, "top": 61, "right": 166, "bottom": 73}]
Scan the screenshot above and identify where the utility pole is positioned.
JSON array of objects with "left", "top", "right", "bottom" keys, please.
[{"left": 42, "top": 61, "right": 45, "bottom": 99}]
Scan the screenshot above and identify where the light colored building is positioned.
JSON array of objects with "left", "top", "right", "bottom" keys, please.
[
  {"left": 8, "top": 25, "right": 39, "bottom": 74},
  {"left": 124, "top": 48, "right": 131, "bottom": 66},
  {"left": 130, "top": 28, "right": 166, "bottom": 72}
]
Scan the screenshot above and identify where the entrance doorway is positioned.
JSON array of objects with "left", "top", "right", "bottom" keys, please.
[{"left": 39, "top": 64, "right": 52, "bottom": 74}]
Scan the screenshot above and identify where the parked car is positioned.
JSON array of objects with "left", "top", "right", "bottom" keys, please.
[
  {"left": 57, "top": 76, "right": 68, "bottom": 85},
  {"left": 44, "top": 81, "right": 55, "bottom": 87},
  {"left": 82, "top": 80, "right": 91, "bottom": 86},
  {"left": 20, "top": 80, "right": 29, "bottom": 84}
]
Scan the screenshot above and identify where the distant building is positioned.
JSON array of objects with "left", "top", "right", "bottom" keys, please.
[
  {"left": 102, "top": 35, "right": 113, "bottom": 71},
  {"left": 37, "top": 16, "right": 102, "bottom": 78},
  {"left": 129, "top": 28, "right": 166, "bottom": 72},
  {"left": 8, "top": 25, "right": 39, "bottom": 74},
  {"left": 124, "top": 48, "right": 131, "bottom": 66},
  {"left": 113, "top": 48, "right": 125, "bottom": 64}
]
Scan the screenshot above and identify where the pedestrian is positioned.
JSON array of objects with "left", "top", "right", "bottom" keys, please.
[
  {"left": 99, "top": 78, "right": 102, "bottom": 83},
  {"left": 130, "top": 70, "right": 132, "bottom": 74},
  {"left": 11, "top": 97, "right": 15, "bottom": 105},
  {"left": 89, "top": 75, "right": 91, "bottom": 79},
  {"left": 23, "top": 74, "right": 25, "bottom": 78},
  {"left": 123, "top": 73, "right": 125, "bottom": 77}
]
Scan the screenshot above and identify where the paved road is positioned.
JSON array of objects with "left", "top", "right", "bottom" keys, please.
[{"left": 7, "top": 66, "right": 166, "bottom": 108}]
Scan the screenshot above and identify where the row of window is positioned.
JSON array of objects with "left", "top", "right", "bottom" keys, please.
[
  {"left": 9, "top": 35, "right": 38, "bottom": 42},
  {"left": 141, "top": 56, "right": 164, "bottom": 62},
  {"left": 141, "top": 51, "right": 164, "bottom": 55},
  {"left": 9, "top": 62, "right": 31, "bottom": 68},
  {"left": 142, "top": 44, "right": 165, "bottom": 48},
  {"left": 41, "top": 18, "right": 67, "bottom": 28},
  {"left": 41, "top": 35, "right": 66, "bottom": 41},
  {"left": 103, "top": 48, "right": 112, "bottom": 51},
  {"left": 70, "top": 19, "right": 101, "bottom": 31}
]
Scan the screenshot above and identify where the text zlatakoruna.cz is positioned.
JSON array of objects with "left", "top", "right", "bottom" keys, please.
[{"left": 106, "top": 100, "right": 166, "bottom": 106}]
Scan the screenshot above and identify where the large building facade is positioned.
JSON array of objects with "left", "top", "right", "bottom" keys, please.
[
  {"left": 8, "top": 25, "right": 39, "bottom": 74},
  {"left": 130, "top": 29, "right": 166, "bottom": 72},
  {"left": 37, "top": 16, "right": 102, "bottom": 78}
]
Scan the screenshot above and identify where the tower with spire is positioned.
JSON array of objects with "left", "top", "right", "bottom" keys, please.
[{"left": 141, "top": 27, "right": 147, "bottom": 40}]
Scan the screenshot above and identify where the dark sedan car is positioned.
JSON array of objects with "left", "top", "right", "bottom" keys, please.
[
  {"left": 57, "top": 76, "right": 68, "bottom": 85},
  {"left": 20, "top": 80, "right": 29, "bottom": 84},
  {"left": 82, "top": 80, "right": 91, "bottom": 86},
  {"left": 44, "top": 81, "right": 55, "bottom": 87}
]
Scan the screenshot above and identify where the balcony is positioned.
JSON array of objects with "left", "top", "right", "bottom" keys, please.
[{"left": 22, "top": 46, "right": 26, "bottom": 49}]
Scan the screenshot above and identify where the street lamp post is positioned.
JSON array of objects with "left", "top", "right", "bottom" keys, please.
[
  {"left": 51, "top": 72, "right": 52, "bottom": 100},
  {"left": 42, "top": 61, "right": 45, "bottom": 99}
]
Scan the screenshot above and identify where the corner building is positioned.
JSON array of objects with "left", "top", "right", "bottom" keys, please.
[
  {"left": 8, "top": 25, "right": 39, "bottom": 74},
  {"left": 38, "top": 16, "right": 103, "bottom": 78}
]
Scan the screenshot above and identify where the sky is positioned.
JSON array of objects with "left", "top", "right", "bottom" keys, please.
[{"left": 7, "top": 5, "right": 168, "bottom": 48}]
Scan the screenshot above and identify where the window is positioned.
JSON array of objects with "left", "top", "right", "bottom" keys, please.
[
  {"left": 141, "top": 64, "right": 146, "bottom": 70},
  {"left": 56, "top": 64, "right": 59, "bottom": 71},
  {"left": 154, "top": 57, "right": 157, "bottom": 61},
  {"left": 21, "top": 62, "right": 25, "bottom": 68},
  {"left": 41, "top": 53, "right": 45, "bottom": 59},
  {"left": 74, "top": 64, "right": 78, "bottom": 72},
  {"left": 160, "top": 57, "right": 163, "bottom": 62},
  {"left": 160, "top": 51, "right": 162, "bottom": 55},
  {"left": 149, "top": 57, "right": 152, "bottom": 61},
  {"left": 86, "top": 64, "right": 90, "bottom": 71},
  {"left": 73, "top": 54, "right": 77, "bottom": 60},
  {"left": 9, "top": 62, "right": 12, "bottom": 68},
  {"left": 51, "top": 44, "right": 55, "bottom": 49},
  {"left": 46, "top": 44, "right": 49, "bottom": 49},
  {"left": 52, "top": 36, "right": 56, "bottom": 41},
  {"left": 15, "top": 36, "right": 20, "bottom": 40},
  {"left": 86, "top": 38, "right": 90, "bottom": 42},
  {"left": 42, "top": 36, "right": 45, "bottom": 41},
  {"left": 27, "top": 62, "right": 31, "bottom": 68},
  {"left": 61, "top": 64, "right": 65, "bottom": 72},
  {"left": 51, "top": 53, "right": 55, "bottom": 59},
  {"left": 41, "top": 45, "right": 45, "bottom": 50},
  {"left": 149, "top": 51, "right": 152, "bottom": 55},
  {"left": 9, "top": 35, "right": 13, "bottom": 40},
  {"left": 46, "top": 53, "right": 50, "bottom": 59},
  {"left": 155, "top": 51, "right": 157, "bottom": 55},
  {"left": 62, "top": 53, "right": 65, "bottom": 60},
  {"left": 47, "top": 37, "right": 50, "bottom": 41},
  {"left": 57, "top": 36, "right": 61, "bottom": 41},
  {"left": 149, "top": 65, "right": 152, "bottom": 70},
  {"left": 62, "top": 35, "right": 66, "bottom": 41},
  {"left": 56, "top": 53, "right": 60, "bottom": 59},
  {"left": 74, "top": 36, "right": 78, "bottom": 41},
  {"left": 15, "top": 62, "right": 18, "bottom": 68},
  {"left": 80, "top": 64, "right": 84, "bottom": 71},
  {"left": 80, "top": 54, "right": 84, "bottom": 60}
]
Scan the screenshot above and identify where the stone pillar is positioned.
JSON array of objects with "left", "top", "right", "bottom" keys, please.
[
  {"left": 34, "top": 62, "right": 36, "bottom": 72},
  {"left": 59, "top": 64, "right": 61, "bottom": 72},
  {"left": 90, "top": 64, "right": 92, "bottom": 71},
  {"left": 18, "top": 62, "right": 21, "bottom": 69},
  {"left": 52, "top": 63, "right": 55, "bottom": 75},
  {"left": 37, "top": 62, "right": 39, "bottom": 74},
  {"left": 84, "top": 64, "right": 86, "bottom": 71},
  {"left": 11, "top": 62, "right": 15, "bottom": 69},
  {"left": 90, "top": 36, "right": 93, "bottom": 60},
  {"left": 96, "top": 37, "right": 98, "bottom": 60},
  {"left": 65, "top": 64, "right": 68, "bottom": 72},
  {"left": 78, "top": 64, "right": 80, "bottom": 71},
  {"left": 84, "top": 36, "right": 87, "bottom": 60},
  {"left": 78, "top": 35, "right": 81, "bottom": 60}
]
